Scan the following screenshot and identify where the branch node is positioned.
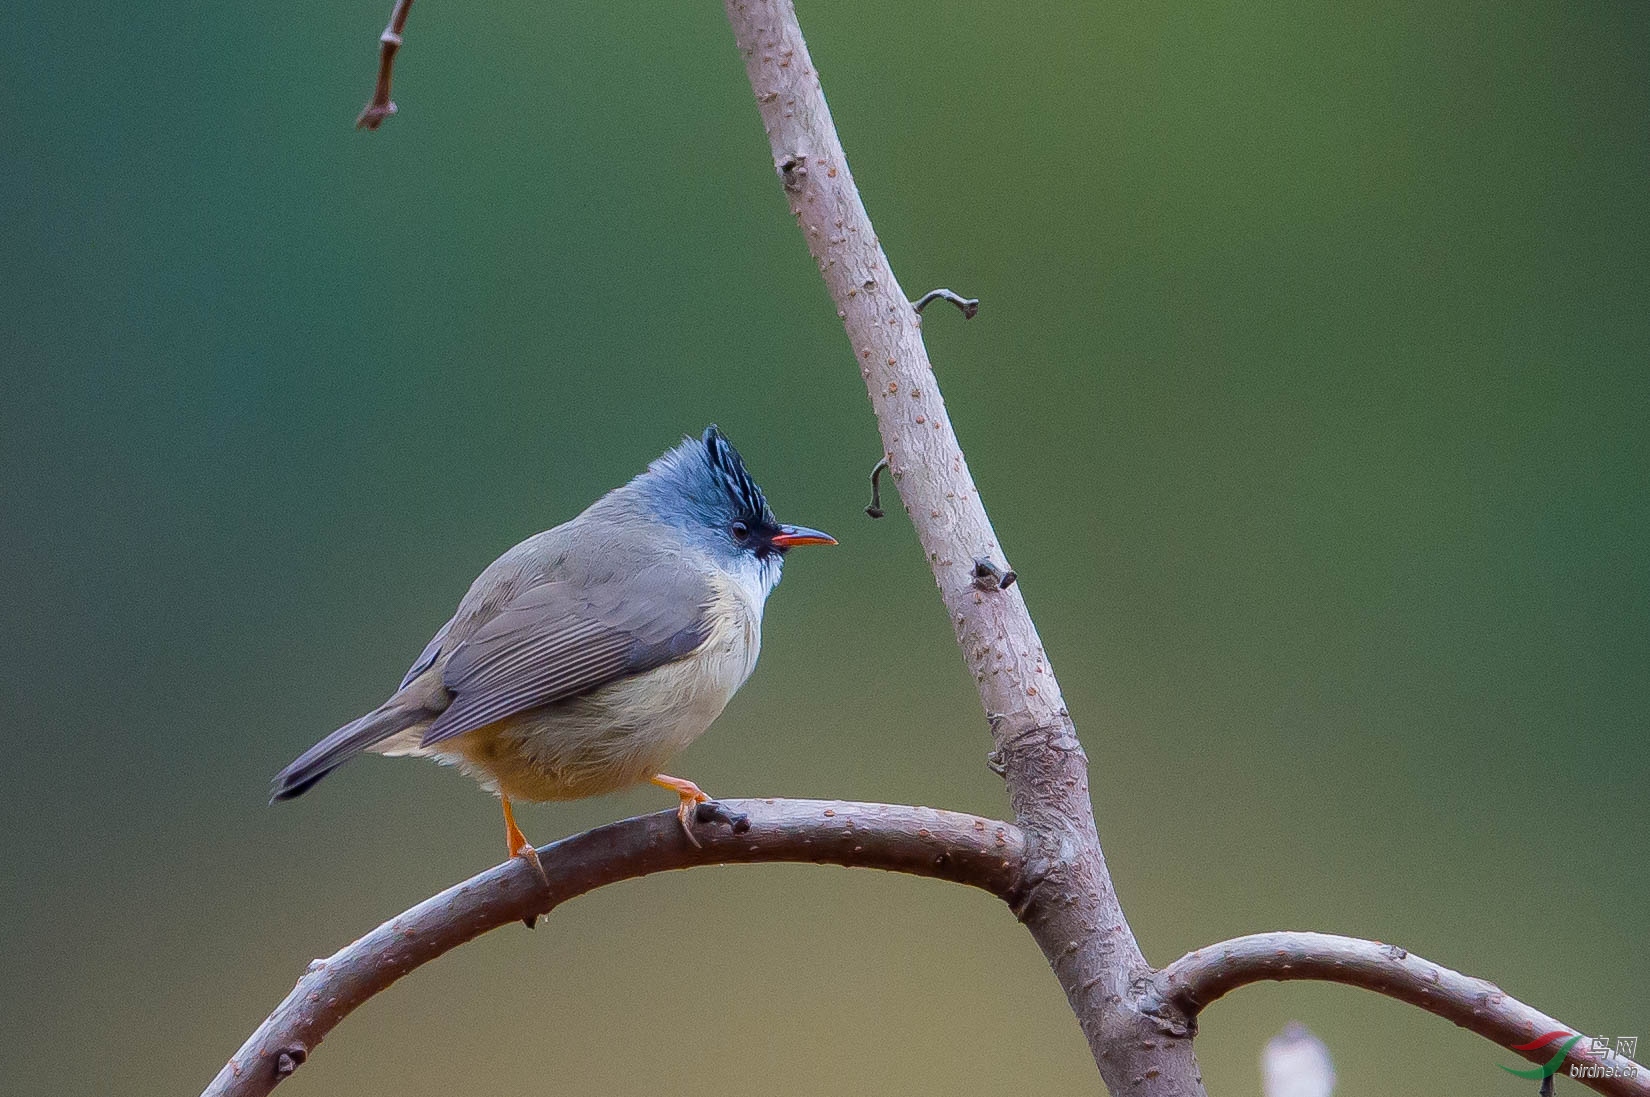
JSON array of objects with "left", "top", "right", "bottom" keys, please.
[
  {"left": 865, "top": 456, "right": 890, "bottom": 518},
  {"left": 273, "top": 1046, "right": 307, "bottom": 1080},
  {"left": 1139, "top": 995, "right": 1198, "bottom": 1039},
  {"left": 911, "top": 288, "right": 980, "bottom": 320},
  {"left": 1007, "top": 856, "right": 1056, "bottom": 921},
  {"left": 695, "top": 800, "right": 752, "bottom": 834},
  {"left": 988, "top": 714, "right": 1086, "bottom": 778},
  {"left": 356, "top": 0, "right": 414, "bottom": 131},
  {"left": 972, "top": 556, "right": 1016, "bottom": 591},
  {"left": 779, "top": 154, "right": 808, "bottom": 191},
  {"left": 355, "top": 101, "right": 398, "bottom": 130}
]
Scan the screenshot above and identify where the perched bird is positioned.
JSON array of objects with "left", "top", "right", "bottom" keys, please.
[{"left": 272, "top": 426, "right": 835, "bottom": 876}]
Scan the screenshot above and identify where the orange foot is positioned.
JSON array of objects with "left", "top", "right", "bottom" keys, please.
[
  {"left": 502, "top": 796, "right": 549, "bottom": 886},
  {"left": 650, "top": 773, "right": 711, "bottom": 847}
]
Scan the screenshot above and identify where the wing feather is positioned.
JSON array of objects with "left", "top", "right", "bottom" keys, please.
[
  {"left": 400, "top": 615, "right": 454, "bottom": 689},
  {"left": 420, "top": 566, "right": 711, "bottom": 748}
]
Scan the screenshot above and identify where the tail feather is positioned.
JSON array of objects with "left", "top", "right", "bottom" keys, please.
[{"left": 271, "top": 699, "right": 424, "bottom": 803}]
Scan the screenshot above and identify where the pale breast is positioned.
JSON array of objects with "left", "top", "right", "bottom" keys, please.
[
  {"left": 448, "top": 569, "right": 766, "bottom": 802},
  {"left": 620, "top": 567, "right": 763, "bottom": 758}
]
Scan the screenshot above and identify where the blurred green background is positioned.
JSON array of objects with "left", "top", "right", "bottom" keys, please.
[{"left": 3, "top": 0, "right": 1646, "bottom": 1094}]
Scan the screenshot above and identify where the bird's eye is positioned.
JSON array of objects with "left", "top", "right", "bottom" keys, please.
[{"left": 730, "top": 521, "right": 750, "bottom": 541}]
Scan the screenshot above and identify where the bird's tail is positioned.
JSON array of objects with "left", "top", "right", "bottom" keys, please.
[{"left": 270, "top": 696, "right": 426, "bottom": 803}]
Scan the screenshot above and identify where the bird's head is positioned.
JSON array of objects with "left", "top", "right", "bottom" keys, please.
[{"left": 631, "top": 426, "right": 835, "bottom": 588}]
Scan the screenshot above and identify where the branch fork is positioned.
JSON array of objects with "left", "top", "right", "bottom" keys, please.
[{"left": 207, "top": 4, "right": 1642, "bottom": 1095}]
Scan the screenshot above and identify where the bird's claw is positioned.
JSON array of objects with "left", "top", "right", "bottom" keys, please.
[
  {"left": 676, "top": 795, "right": 704, "bottom": 848},
  {"left": 678, "top": 798, "right": 751, "bottom": 845},
  {"left": 514, "top": 843, "right": 549, "bottom": 887},
  {"left": 510, "top": 844, "right": 549, "bottom": 930},
  {"left": 652, "top": 774, "right": 731, "bottom": 846}
]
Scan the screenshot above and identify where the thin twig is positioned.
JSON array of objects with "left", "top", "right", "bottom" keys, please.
[
  {"left": 356, "top": 0, "right": 413, "bottom": 130},
  {"left": 1147, "top": 932, "right": 1650, "bottom": 1097},
  {"left": 865, "top": 456, "right": 889, "bottom": 517},
  {"left": 202, "top": 799, "right": 1025, "bottom": 1097},
  {"left": 912, "top": 288, "right": 979, "bottom": 319},
  {"left": 722, "top": 3, "right": 1201, "bottom": 1092}
]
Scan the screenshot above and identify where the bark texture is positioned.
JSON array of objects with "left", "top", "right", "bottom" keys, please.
[
  {"left": 201, "top": 9, "right": 1640, "bottom": 1096},
  {"left": 203, "top": 800, "right": 1025, "bottom": 1097},
  {"left": 721, "top": 2, "right": 1205, "bottom": 1091},
  {"left": 1149, "top": 932, "right": 1650, "bottom": 1097}
]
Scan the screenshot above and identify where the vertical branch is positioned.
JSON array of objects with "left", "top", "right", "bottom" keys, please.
[
  {"left": 357, "top": 0, "right": 413, "bottom": 130},
  {"left": 721, "top": 3, "right": 1204, "bottom": 1093}
]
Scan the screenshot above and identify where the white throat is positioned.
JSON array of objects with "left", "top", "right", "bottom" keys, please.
[{"left": 724, "top": 551, "right": 783, "bottom": 615}]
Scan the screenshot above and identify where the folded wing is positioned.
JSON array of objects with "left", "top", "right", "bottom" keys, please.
[{"left": 420, "top": 564, "right": 712, "bottom": 748}]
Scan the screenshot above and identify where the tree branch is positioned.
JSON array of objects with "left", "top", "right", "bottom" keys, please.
[
  {"left": 202, "top": 799, "right": 1025, "bottom": 1097},
  {"left": 722, "top": 2, "right": 1205, "bottom": 1092},
  {"left": 1146, "top": 932, "right": 1650, "bottom": 1097},
  {"left": 223, "top": 7, "right": 1626, "bottom": 1096},
  {"left": 356, "top": 0, "right": 413, "bottom": 130}
]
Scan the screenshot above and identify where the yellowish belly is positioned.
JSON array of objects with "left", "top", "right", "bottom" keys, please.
[{"left": 440, "top": 588, "right": 761, "bottom": 802}]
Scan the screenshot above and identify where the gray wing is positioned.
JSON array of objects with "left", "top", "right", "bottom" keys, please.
[
  {"left": 419, "top": 564, "right": 713, "bottom": 748},
  {"left": 400, "top": 615, "right": 454, "bottom": 690}
]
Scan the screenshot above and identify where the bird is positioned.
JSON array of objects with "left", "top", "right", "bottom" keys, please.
[{"left": 271, "top": 426, "right": 836, "bottom": 878}]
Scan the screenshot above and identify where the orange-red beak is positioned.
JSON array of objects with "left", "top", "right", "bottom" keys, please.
[{"left": 770, "top": 524, "right": 837, "bottom": 548}]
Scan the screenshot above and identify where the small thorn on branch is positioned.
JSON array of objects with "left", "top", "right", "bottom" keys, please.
[
  {"left": 695, "top": 800, "right": 752, "bottom": 834},
  {"left": 356, "top": 0, "right": 414, "bottom": 130},
  {"left": 779, "top": 154, "right": 808, "bottom": 191},
  {"left": 912, "top": 288, "right": 979, "bottom": 320},
  {"left": 865, "top": 456, "right": 890, "bottom": 518},
  {"left": 273, "top": 1045, "right": 307, "bottom": 1080},
  {"left": 972, "top": 556, "right": 1016, "bottom": 591}
]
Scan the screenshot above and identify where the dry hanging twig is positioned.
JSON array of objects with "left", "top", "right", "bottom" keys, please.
[{"left": 356, "top": 0, "right": 413, "bottom": 130}]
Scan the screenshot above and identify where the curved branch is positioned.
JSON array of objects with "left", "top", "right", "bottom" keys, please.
[
  {"left": 203, "top": 799, "right": 1024, "bottom": 1097},
  {"left": 1147, "top": 932, "right": 1650, "bottom": 1097},
  {"left": 723, "top": 3, "right": 1203, "bottom": 1091}
]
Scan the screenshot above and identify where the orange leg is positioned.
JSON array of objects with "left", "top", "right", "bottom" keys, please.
[
  {"left": 502, "top": 796, "right": 548, "bottom": 885},
  {"left": 651, "top": 773, "right": 710, "bottom": 846}
]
